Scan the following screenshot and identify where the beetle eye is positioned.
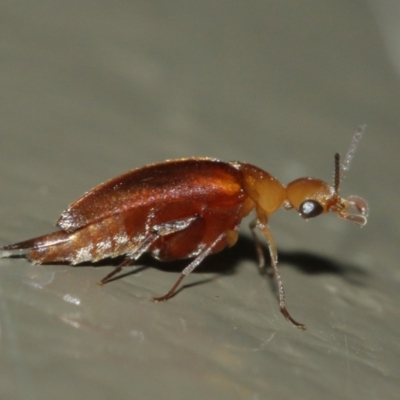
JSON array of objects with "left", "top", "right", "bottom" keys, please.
[{"left": 299, "top": 200, "right": 323, "bottom": 219}]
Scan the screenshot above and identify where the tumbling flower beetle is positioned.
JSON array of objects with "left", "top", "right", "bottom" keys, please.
[{"left": 0, "top": 127, "right": 368, "bottom": 329}]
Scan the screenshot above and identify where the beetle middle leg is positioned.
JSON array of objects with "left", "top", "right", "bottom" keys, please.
[
  {"left": 152, "top": 231, "right": 227, "bottom": 302},
  {"left": 98, "top": 216, "right": 199, "bottom": 285}
]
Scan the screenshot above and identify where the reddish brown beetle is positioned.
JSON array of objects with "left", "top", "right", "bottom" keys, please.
[{"left": 0, "top": 127, "right": 368, "bottom": 329}]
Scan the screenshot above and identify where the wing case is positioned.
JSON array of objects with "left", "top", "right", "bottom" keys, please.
[{"left": 57, "top": 158, "right": 246, "bottom": 233}]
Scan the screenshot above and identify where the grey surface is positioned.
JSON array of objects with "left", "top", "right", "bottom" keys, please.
[{"left": 1, "top": 2, "right": 399, "bottom": 399}]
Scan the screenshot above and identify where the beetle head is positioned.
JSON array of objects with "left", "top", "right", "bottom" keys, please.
[{"left": 286, "top": 153, "right": 368, "bottom": 227}]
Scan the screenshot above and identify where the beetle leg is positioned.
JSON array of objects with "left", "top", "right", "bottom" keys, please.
[
  {"left": 152, "top": 232, "right": 226, "bottom": 302},
  {"left": 254, "top": 218, "right": 306, "bottom": 330},
  {"left": 97, "top": 256, "right": 135, "bottom": 285},
  {"left": 249, "top": 220, "right": 274, "bottom": 277},
  {"left": 97, "top": 233, "right": 159, "bottom": 285},
  {"left": 249, "top": 220, "right": 266, "bottom": 270},
  {"left": 98, "top": 216, "right": 200, "bottom": 285}
]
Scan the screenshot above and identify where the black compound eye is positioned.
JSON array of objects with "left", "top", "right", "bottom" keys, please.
[{"left": 299, "top": 200, "right": 323, "bottom": 219}]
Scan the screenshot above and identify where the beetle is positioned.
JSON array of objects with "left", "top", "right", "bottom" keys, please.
[{"left": 0, "top": 127, "right": 368, "bottom": 329}]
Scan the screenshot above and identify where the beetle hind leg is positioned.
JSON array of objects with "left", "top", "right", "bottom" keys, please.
[
  {"left": 98, "top": 215, "right": 201, "bottom": 286},
  {"left": 98, "top": 233, "right": 159, "bottom": 285},
  {"left": 97, "top": 256, "right": 136, "bottom": 285}
]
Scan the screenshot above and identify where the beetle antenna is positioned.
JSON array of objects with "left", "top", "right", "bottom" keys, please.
[
  {"left": 340, "top": 125, "right": 366, "bottom": 180},
  {"left": 334, "top": 153, "right": 340, "bottom": 194}
]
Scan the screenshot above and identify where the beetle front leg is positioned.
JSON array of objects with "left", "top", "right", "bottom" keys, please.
[
  {"left": 254, "top": 216, "right": 306, "bottom": 330},
  {"left": 249, "top": 220, "right": 266, "bottom": 271}
]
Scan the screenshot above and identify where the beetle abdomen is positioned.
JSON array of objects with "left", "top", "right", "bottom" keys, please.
[
  {"left": 1, "top": 160, "right": 250, "bottom": 265},
  {"left": 14, "top": 213, "right": 138, "bottom": 264}
]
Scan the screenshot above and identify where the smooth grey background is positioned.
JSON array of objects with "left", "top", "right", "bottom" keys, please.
[{"left": 1, "top": 2, "right": 399, "bottom": 399}]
